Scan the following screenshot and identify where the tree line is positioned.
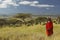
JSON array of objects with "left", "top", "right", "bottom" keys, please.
[{"left": 0, "top": 13, "right": 59, "bottom": 27}]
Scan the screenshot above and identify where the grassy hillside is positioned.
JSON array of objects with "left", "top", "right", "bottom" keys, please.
[{"left": 0, "top": 24, "right": 60, "bottom": 40}]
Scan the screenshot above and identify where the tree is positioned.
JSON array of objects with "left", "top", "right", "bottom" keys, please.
[
  {"left": 14, "top": 13, "right": 32, "bottom": 25},
  {"left": 35, "top": 17, "right": 47, "bottom": 25},
  {"left": 0, "top": 18, "right": 6, "bottom": 27},
  {"left": 57, "top": 16, "right": 60, "bottom": 24}
]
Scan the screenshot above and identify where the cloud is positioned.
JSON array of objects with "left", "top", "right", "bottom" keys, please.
[
  {"left": 0, "top": 0, "right": 19, "bottom": 8},
  {"left": 19, "top": 1, "right": 31, "bottom": 5},
  {"left": 0, "top": 0, "right": 1, "bottom": 1},
  {"left": 0, "top": 3, "right": 7, "bottom": 8},
  {"left": 19, "top": 1, "right": 39, "bottom": 5},
  {"left": 19, "top": 1, "right": 55, "bottom": 8},
  {"left": 3, "top": 0, "right": 19, "bottom": 6},
  {"left": 32, "top": 1, "right": 39, "bottom": 4},
  {"left": 0, "top": 0, "right": 55, "bottom": 8},
  {"left": 30, "top": 4, "right": 54, "bottom": 7}
]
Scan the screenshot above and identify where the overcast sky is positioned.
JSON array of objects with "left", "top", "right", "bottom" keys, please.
[{"left": 0, "top": 0, "right": 60, "bottom": 15}]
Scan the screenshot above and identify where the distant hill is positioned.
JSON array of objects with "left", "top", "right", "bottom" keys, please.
[{"left": 0, "top": 13, "right": 60, "bottom": 17}]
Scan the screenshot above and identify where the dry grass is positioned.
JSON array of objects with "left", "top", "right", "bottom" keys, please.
[{"left": 0, "top": 24, "right": 60, "bottom": 40}]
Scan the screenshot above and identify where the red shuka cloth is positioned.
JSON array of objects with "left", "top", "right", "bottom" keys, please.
[{"left": 46, "top": 21, "right": 53, "bottom": 36}]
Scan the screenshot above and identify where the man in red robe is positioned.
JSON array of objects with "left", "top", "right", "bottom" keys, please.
[{"left": 46, "top": 18, "right": 53, "bottom": 36}]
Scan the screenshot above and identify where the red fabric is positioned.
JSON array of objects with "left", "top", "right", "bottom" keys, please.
[{"left": 46, "top": 21, "right": 53, "bottom": 36}]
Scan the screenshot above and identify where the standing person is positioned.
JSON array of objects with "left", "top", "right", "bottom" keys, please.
[{"left": 46, "top": 17, "right": 53, "bottom": 36}]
